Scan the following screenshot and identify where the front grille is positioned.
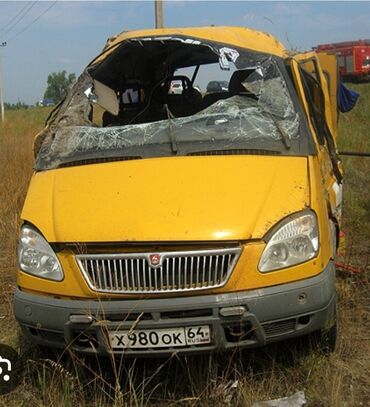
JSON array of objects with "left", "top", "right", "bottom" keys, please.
[
  {"left": 76, "top": 248, "right": 241, "bottom": 294},
  {"left": 262, "top": 318, "right": 296, "bottom": 337}
]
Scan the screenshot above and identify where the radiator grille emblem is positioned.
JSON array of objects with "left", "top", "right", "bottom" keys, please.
[{"left": 148, "top": 253, "right": 161, "bottom": 267}]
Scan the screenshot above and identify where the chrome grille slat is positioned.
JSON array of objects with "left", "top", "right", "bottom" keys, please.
[
  {"left": 184, "top": 257, "right": 187, "bottom": 288},
  {"left": 96, "top": 260, "right": 102, "bottom": 288},
  {"left": 130, "top": 260, "right": 135, "bottom": 291},
  {"left": 102, "top": 260, "right": 107, "bottom": 288},
  {"left": 148, "top": 259, "right": 152, "bottom": 290},
  {"left": 119, "top": 259, "right": 124, "bottom": 291},
  {"left": 202, "top": 256, "right": 206, "bottom": 287},
  {"left": 154, "top": 260, "right": 158, "bottom": 291},
  {"left": 214, "top": 256, "right": 219, "bottom": 285},
  {"left": 137, "top": 259, "right": 141, "bottom": 290},
  {"left": 107, "top": 261, "right": 113, "bottom": 289},
  {"left": 76, "top": 248, "right": 241, "bottom": 294},
  {"left": 208, "top": 256, "right": 213, "bottom": 286},
  {"left": 139, "top": 259, "right": 150, "bottom": 287},
  {"left": 160, "top": 260, "right": 164, "bottom": 290},
  {"left": 177, "top": 257, "right": 181, "bottom": 290},
  {"left": 220, "top": 255, "right": 225, "bottom": 284},
  {"left": 172, "top": 258, "right": 176, "bottom": 290},
  {"left": 189, "top": 257, "right": 194, "bottom": 288},
  {"left": 124, "top": 259, "right": 129, "bottom": 291},
  {"left": 112, "top": 260, "right": 116, "bottom": 290},
  {"left": 165, "top": 258, "right": 169, "bottom": 290},
  {"left": 89, "top": 260, "right": 96, "bottom": 287}
]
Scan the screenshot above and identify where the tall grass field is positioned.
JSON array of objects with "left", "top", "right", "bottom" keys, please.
[{"left": 0, "top": 84, "right": 369, "bottom": 406}]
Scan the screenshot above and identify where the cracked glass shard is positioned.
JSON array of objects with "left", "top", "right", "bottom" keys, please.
[{"left": 241, "top": 58, "right": 300, "bottom": 138}]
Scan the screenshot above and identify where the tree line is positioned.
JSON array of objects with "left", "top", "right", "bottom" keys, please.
[
  {"left": 5, "top": 70, "right": 76, "bottom": 109},
  {"left": 43, "top": 70, "right": 76, "bottom": 103}
]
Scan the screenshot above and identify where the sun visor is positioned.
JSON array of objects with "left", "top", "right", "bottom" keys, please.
[{"left": 93, "top": 79, "right": 119, "bottom": 116}]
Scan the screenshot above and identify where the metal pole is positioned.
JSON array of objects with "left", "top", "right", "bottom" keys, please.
[
  {"left": 339, "top": 151, "right": 370, "bottom": 157},
  {"left": 0, "top": 42, "right": 6, "bottom": 123},
  {"left": 155, "top": 0, "right": 163, "bottom": 29}
]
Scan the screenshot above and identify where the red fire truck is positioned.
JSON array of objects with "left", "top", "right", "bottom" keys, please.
[{"left": 316, "top": 40, "right": 370, "bottom": 82}]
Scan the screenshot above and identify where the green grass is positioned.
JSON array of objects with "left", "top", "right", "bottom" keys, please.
[
  {"left": 0, "top": 87, "right": 369, "bottom": 406},
  {"left": 337, "top": 83, "right": 370, "bottom": 268},
  {"left": 338, "top": 83, "right": 370, "bottom": 152}
]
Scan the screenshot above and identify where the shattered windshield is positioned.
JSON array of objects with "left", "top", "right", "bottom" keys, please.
[{"left": 35, "top": 38, "right": 312, "bottom": 171}]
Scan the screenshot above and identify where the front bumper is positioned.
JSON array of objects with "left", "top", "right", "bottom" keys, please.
[{"left": 13, "top": 261, "right": 336, "bottom": 356}]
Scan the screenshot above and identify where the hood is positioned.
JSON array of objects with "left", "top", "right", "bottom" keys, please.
[{"left": 22, "top": 156, "right": 309, "bottom": 243}]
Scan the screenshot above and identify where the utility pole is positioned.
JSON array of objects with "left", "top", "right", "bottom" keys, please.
[
  {"left": 155, "top": 0, "right": 164, "bottom": 29},
  {"left": 0, "top": 42, "right": 6, "bottom": 123}
]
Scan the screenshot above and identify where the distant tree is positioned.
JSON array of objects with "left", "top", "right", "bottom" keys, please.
[
  {"left": 43, "top": 70, "right": 76, "bottom": 103},
  {"left": 4, "top": 101, "right": 29, "bottom": 110}
]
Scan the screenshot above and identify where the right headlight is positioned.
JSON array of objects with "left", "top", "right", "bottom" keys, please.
[
  {"left": 258, "top": 211, "right": 319, "bottom": 272},
  {"left": 17, "top": 225, "right": 63, "bottom": 281}
]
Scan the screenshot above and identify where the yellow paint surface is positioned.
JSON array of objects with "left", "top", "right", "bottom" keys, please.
[
  {"left": 92, "top": 26, "right": 287, "bottom": 66},
  {"left": 22, "top": 156, "right": 309, "bottom": 243}
]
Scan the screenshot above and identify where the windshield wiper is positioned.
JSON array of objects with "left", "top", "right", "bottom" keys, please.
[{"left": 164, "top": 104, "right": 178, "bottom": 154}]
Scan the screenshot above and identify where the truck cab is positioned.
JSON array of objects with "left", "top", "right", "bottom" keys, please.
[{"left": 14, "top": 26, "right": 341, "bottom": 355}]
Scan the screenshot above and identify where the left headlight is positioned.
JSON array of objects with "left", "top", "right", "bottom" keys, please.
[
  {"left": 258, "top": 211, "right": 319, "bottom": 272},
  {"left": 17, "top": 225, "right": 63, "bottom": 281}
]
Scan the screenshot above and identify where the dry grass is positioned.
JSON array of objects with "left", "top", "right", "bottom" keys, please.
[
  {"left": 0, "top": 108, "right": 49, "bottom": 350},
  {"left": 0, "top": 86, "right": 369, "bottom": 406}
]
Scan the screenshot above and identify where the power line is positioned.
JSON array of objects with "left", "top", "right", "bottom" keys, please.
[
  {"left": 0, "top": 1, "right": 39, "bottom": 39},
  {"left": 5, "top": 1, "right": 57, "bottom": 43},
  {"left": 0, "top": 2, "right": 33, "bottom": 34}
]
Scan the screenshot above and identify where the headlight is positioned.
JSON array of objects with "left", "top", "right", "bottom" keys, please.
[
  {"left": 17, "top": 225, "right": 63, "bottom": 281},
  {"left": 258, "top": 211, "right": 319, "bottom": 272}
]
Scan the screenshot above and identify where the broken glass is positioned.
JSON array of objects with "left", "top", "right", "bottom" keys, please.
[
  {"left": 241, "top": 58, "right": 300, "bottom": 139},
  {"left": 35, "top": 40, "right": 304, "bottom": 171},
  {"left": 36, "top": 93, "right": 300, "bottom": 170}
]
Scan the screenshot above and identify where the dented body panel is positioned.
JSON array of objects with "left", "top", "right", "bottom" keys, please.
[
  {"left": 22, "top": 156, "right": 310, "bottom": 243},
  {"left": 95, "top": 26, "right": 287, "bottom": 65},
  {"left": 14, "top": 26, "right": 341, "bottom": 355}
]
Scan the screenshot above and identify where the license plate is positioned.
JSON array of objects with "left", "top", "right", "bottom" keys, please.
[{"left": 109, "top": 325, "right": 211, "bottom": 349}]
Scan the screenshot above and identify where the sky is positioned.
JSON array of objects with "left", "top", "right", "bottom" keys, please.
[{"left": 0, "top": 0, "right": 369, "bottom": 104}]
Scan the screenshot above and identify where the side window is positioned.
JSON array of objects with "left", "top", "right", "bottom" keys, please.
[
  {"left": 299, "top": 59, "right": 342, "bottom": 181},
  {"left": 299, "top": 64, "right": 326, "bottom": 145},
  {"left": 300, "top": 59, "right": 319, "bottom": 81}
]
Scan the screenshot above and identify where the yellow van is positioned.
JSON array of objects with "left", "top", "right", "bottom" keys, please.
[{"left": 14, "top": 26, "right": 342, "bottom": 356}]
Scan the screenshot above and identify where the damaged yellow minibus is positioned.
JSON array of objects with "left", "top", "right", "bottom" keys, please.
[{"left": 14, "top": 26, "right": 342, "bottom": 356}]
